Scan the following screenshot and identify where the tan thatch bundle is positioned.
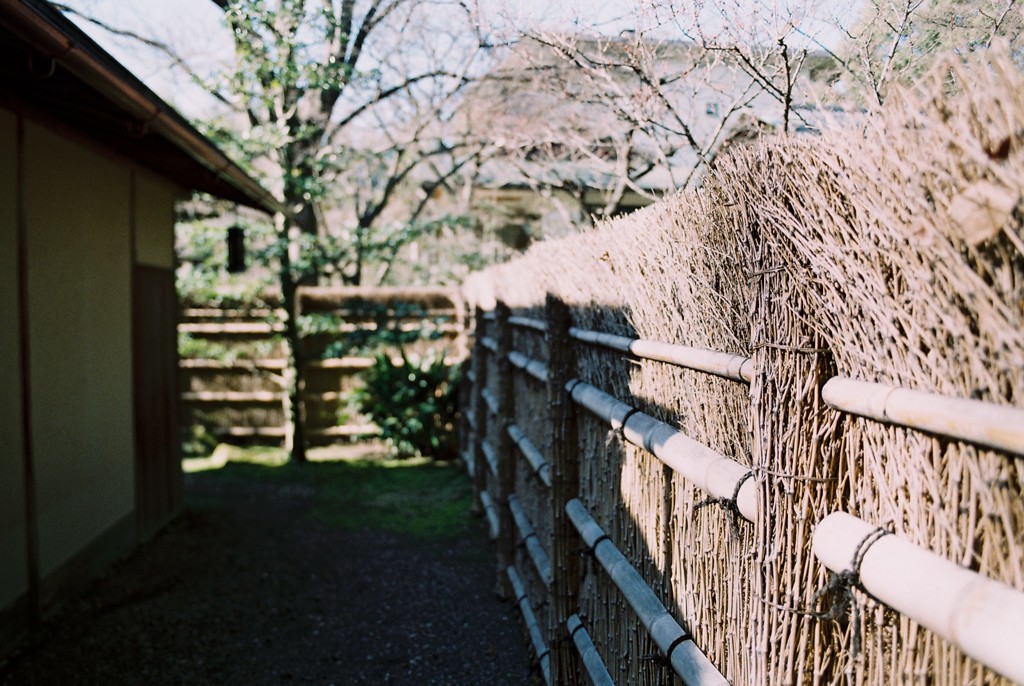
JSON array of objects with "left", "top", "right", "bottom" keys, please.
[{"left": 464, "top": 50, "right": 1023, "bottom": 685}]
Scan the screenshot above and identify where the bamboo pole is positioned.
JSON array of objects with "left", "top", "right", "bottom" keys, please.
[
  {"left": 509, "top": 316, "right": 548, "bottom": 332},
  {"left": 546, "top": 294, "right": 583, "bottom": 685},
  {"left": 482, "top": 387, "right": 499, "bottom": 416},
  {"left": 508, "top": 423, "right": 552, "bottom": 488},
  {"left": 479, "top": 489, "right": 499, "bottom": 540},
  {"left": 569, "top": 380, "right": 756, "bottom": 523},
  {"left": 508, "top": 564, "right": 552, "bottom": 686},
  {"left": 568, "top": 327, "right": 753, "bottom": 383},
  {"left": 566, "top": 614, "right": 615, "bottom": 686},
  {"left": 822, "top": 378, "right": 1024, "bottom": 456},
  {"left": 565, "top": 499, "right": 729, "bottom": 686},
  {"left": 480, "top": 335, "right": 498, "bottom": 353},
  {"left": 460, "top": 448, "right": 475, "bottom": 478},
  {"left": 481, "top": 438, "right": 498, "bottom": 477},
  {"left": 813, "top": 512, "right": 1024, "bottom": 684},
  {"left": 509, "top": 494, "right": 554, "bottom": 587},
  {"left": 508, "top": 350, "right": 550, "bottom": 384}
]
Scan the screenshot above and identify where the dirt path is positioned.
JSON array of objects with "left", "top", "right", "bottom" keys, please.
[{"left": 0, "top": 457, "right": 539, "bottom": 685}]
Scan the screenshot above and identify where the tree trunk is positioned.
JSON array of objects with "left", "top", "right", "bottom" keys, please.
[{"left": 280, "top": 185, "right": 319, "bottom": 464}]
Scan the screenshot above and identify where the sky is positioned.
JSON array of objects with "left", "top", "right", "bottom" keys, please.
[{"left": 61, "top": 0, "right": 860, "bottom": 120}]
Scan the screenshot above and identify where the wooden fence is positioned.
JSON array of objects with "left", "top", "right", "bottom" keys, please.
[
  {"left": 461, "top": 299, "right": 1024, "bottom": 685},
  {"left": 179, "top": 286, "right": 464, "bottom": 450}
]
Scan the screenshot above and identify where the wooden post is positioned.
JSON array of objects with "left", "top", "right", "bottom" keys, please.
[
  {"left": 546, "top": 294, "right": 582, "bottom": 685},
  {"left": 469, "top": 307, "right": 489, "bottom": 513},
  {"left": 493, "top": 301, "right": 515, "bottom": 598}
]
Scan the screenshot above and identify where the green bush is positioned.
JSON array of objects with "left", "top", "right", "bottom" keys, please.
[{"left": 355, "top": 351, "right": 460, "bottom": 460}]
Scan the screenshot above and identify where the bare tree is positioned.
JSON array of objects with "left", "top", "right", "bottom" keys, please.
[
  {"left": 802, "top": 0, "right": 1022, "bottom": 106},
  {"left": 60, "top": 0, "right": 494, "bottom": 462},
  {"left": 459, "top": 0, "right": 839, "bottom": 244}
]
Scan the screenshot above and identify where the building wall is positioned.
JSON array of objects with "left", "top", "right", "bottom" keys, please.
[
  {"left": 134, "top": 169, "right": 176, "bottom": 270},
  {"left": 0, "top": 110, "right": 27, "bottom": 613},
  {"left": 23, "top": 121, "right": 136, "bottom": 581},
  {"left": 131, "top": 167, "right": 183, "bottom": 540}
]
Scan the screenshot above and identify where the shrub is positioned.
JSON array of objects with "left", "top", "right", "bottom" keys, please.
[{"left": 355, "top": 351, "right": 460, "bottom": 460}]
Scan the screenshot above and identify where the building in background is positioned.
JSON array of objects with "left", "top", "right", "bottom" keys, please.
[
  {"left": 0, "top": 0, "right": 277, "bottom": 655},
  {"left": 454, "top": 35, "right": 845, "bottom": 250}
]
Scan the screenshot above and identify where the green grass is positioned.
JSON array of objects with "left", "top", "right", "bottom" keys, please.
[
  {"left": 310, "top": 458, "right": 473, "bottom": 538},
  {"left": 189, "top": 448, "right": 474, "bottom": 540}
]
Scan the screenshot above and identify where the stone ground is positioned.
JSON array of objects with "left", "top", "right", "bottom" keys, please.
[{"left": 0, "top": 454, "right": 540, "bottom": 686}]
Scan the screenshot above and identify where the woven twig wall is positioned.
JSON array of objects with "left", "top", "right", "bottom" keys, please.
[{"left": 462, "top": 51, "right": 1023, "bottom": 685}]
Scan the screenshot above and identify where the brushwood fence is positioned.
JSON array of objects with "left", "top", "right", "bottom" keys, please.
[
  {"left": 460, "top": 51, "right": 1024, "bottom": 686},
  {"left": 179, "top": 286, "right": 464, "bottom": 451}
]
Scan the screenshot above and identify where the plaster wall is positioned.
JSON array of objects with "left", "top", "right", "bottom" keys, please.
[
  {"left": 23, "top": 122, "right": 136, "bottom": 578},
  {"left": 134, "top": 169, "right": 177, "bottom": 270}
]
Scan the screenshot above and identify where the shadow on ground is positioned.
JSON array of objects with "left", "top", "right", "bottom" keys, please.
[{"left": 1, "top": 450, "right": 539, "bottom": 686}]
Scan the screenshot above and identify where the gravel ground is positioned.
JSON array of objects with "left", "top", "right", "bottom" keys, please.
[{"left": 0, "top": 459, "right": 540, "bottom": 686}]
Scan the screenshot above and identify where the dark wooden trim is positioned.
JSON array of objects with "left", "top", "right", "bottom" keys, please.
[
  {"left": 130, "top": 169, "right": 142, "bottom": 541},
  {"left": 14, "top": 112, "right": 41, "bottom": 633},
  {"left": 133, "top": 264, "right": 184, "bottom": 540},
  {"left": 38, "top": 513, "right": 136, "bottom": 614}
]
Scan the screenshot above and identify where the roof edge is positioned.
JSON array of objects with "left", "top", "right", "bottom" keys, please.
[{"left": 0, "top": 0, "right": 283, "bottom": 215}]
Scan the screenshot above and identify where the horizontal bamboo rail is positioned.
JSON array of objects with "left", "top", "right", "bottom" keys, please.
[
  {"left": 460, "top": 449, "right": 475, "bottom": 478},
  {"left": 468, "top": 310, "right": 1024, "bottom": 684},
  {"left": 180, "top": 307, "right": 283, "bottom": 319},
  {"left": 507, "top": 424, "right": 552, "bottom": 487},
  {"left": 308, "top": 425, "right": 380, "bottom": 438},
  {"left": 507, "top": 564, "right": 552, "bottom": 686},
  {"left": 569, "top": 328, "right": 753, "bottom": 383},
  {"left": 508, "top": 316, "right": 548, "bottom": 332},
  {"left": 481, "top": 311, "right": 496, "bottom": 322},
  {"left": 509, "top": 351, "right": 550, "bottom": 384},
  {"left": 309, "top": 391, "right": 349, "bottom": 403},
  {"left": 813, "top": 512, "right": 1024, "bottom": 683},
  {"left": 481, "top": 439, "right": 498, "bottom": 476},
  {"left": 566, "top": 614, "right": 615, "bottom": 686},
  {"left": 482, "top": 388, "right": 499, "bottom": 416},
  {"left": 823, "top": 378, "right": 1024, "bottom": 457},
  {"left": 181, "top": 391, "right": 285, "bottom": 403},
  {"left": 179, "top": 358, "right": 286, "bottom": 370},
  {"left": 179, "top": 321, "right": 286, "bottom": 335},
  {"left": 305, "top": 357, "right": 376, "bottom": 370},
  {"left": 480, "top": 489, "right": 499, "bottom": 540},
  {"left": 569, "top": 380, "right": 756, "bottom": 523},
  {"left": 220, "top": 426, "right": 286, "bottom": 438},
  {"left": 562, "top": 326, "right": 1024, "bottom": 456},
  {"left": 565, "top": 499, "right": 728, "bottom": 686},
  {"left": 509, "top": 494, "right": 553, "bottom": 587},
  {"left": 465, "top": 409, "right": 477, "bottom": 431},
  {"left": 215, "top": 424, "right": 379, "bottom": 439}
]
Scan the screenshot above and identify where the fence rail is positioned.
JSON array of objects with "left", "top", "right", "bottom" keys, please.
[
  {"left": 461, "top": 299, "right": 1024, "bottom": 685},
  {"left": 565, "top": 498, "right": 728, "bottom": 686},
  {"left": 178, "top": 287, "right": 462, "bottom": 449}
]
